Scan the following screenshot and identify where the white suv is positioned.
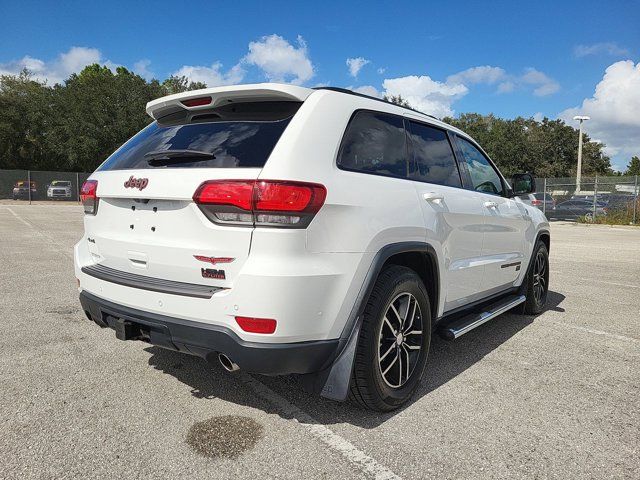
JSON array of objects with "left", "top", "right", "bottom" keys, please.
[{"left": 75, "top": 84, "right": 550, "bottom": 411}]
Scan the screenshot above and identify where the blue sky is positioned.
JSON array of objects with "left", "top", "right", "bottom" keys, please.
[{"left": 1, "top": 0, "right": 639, "bottom": 170}]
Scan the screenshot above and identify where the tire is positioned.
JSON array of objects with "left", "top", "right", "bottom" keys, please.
[
  {"left": 522, "top": 241, "right": 549, "bottom": 315},
  {"left": 349, "top": 265, "right": 431, "bottom": 411}
]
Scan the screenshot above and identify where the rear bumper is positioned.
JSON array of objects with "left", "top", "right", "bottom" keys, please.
[{"left": 79, "top": 290, "right": 339, "bottom": 375}]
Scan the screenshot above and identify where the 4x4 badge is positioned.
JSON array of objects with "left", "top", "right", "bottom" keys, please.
[{"left": 124, "top": 176, "right": 149, "bottom": 190}]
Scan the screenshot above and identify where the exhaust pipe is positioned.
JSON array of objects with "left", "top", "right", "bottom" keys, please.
[{"left": 218, "top": 353, "right": 240, "bottom": 372}]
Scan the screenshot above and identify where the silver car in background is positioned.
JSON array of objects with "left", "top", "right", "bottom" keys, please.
[{"left": 517, "top": 192, "right": 555, "bottom": 212}]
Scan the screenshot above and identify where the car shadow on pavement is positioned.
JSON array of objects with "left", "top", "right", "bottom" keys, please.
[{"left": 146, "top": 290, "right": 565, "bottom": 429}]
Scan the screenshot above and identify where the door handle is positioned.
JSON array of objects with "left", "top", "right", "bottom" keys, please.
[
  {"left": 423, "top": 192, "right": 444, "bottom": 202},
  {"left": 484, "top": 201, "right": 498, "bottom": 209}
]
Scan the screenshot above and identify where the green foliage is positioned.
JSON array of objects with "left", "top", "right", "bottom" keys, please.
[
  {"left": 442, "top": 113, "right": 612, "bottom": 177},
  {"left": 625, "top": 156, "right": 640, "bottom": 176},
  {"left": 161, "top": 75, "right": 207, "bottom": 95},
  {"left": 0, "top": 66, "right": 196, "bottom": 172},
  {"left": 383, "top": 94, "right": 411, "bottom": 108}
]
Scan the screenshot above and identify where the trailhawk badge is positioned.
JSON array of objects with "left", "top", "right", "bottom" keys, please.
[{"left": 124, "top": 176, "right": 149, "bottom": 190}]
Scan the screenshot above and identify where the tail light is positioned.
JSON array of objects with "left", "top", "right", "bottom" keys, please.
[
  {"left": 193, "top": 180, "right": 326, "bottom": 228},
  {"left": 80, "top": 180, "right": 99, "bottom": 215},
  {"left": 235, "top": 316, "right": 277, "bottom": 334},
  {"left": 531, "top": 199, "right": 542, "bottom": 206}
]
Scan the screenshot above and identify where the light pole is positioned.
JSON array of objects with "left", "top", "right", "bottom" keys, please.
[{"left": 573, "top": 115, "right": 590, "bottom": 192}]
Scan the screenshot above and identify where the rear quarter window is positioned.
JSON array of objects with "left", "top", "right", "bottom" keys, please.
[{"left": 337, "top": 111, "right": 409, "bottom": 178}]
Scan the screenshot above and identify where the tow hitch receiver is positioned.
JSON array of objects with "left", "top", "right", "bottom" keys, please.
[{"left": 115, "top": 318, "right": 141, "bottom": 341}]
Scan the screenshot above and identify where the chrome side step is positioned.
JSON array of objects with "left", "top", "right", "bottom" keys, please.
[{"left": 438, "top": 294, "right": 526, "bottom": 340}]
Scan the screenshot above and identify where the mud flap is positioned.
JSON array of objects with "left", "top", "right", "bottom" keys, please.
[
  {"left": 318, "top": 319, "right": 361, "bottom": 401},
  {"left": 298, "top": 317, "right": 362, "bottom": 402}
]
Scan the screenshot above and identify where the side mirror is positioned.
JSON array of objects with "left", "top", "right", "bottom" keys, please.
[{"left": 511, "top": 173, "right": 536, "bottom": 196}]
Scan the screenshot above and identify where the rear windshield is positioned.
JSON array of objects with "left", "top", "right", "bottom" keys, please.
[
  {"left": 534, "top": 193, "right": 552, "bottom": 200},
  {"left": 98, "top": 101, "right": 300, "bottom": 171}
]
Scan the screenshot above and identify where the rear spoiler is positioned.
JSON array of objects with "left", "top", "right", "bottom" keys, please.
[{"left": 145, "top": 83, "right": 313, "bottom": 121}]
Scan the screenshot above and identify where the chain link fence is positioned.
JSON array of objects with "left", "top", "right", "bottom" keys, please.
[
  {"left": 0, "top": 169, "right": 91, "bottom": 203},
  {"left": 2, "top": 168, "right": 638, "bottom": 224},
  {"left": 532, "top": 175, "right": 639, "bottom": 224}
]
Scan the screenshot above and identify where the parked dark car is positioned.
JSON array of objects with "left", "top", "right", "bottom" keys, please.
[
  {"left": 548, "top": 199, "right": 607, "bottom": 220},
  {"left": 571, "top": 193, "right": 612, "bottom": 204},
  {"left": 12, "top": 181, "right": 38, "bottom": 200},
  {"left": 605, "top": 194, "right": 637, "bottom": 212}
]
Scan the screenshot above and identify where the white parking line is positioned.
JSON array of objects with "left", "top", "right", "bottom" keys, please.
[
  {"left": 2, "top": 206, "right": 32, "bottom": 227},
  {"left": 549, "top": 270, "right": 639, "bottom": 289},
  {"left": 551, "top": 321, "right": 638, "bottom": 343},
  {"left": 1, "top": 207, "right": 74, "bottom": 260},
  {"left": 239, "top": 373, "right": 402, "bottom": 480},
  {"left": 3, "top": 204, "right": 400, "bottom": 478}
]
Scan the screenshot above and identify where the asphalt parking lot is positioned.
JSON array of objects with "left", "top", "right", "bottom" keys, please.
[{"left": 1, "top": 204, "right": 638, "bottom": 479}]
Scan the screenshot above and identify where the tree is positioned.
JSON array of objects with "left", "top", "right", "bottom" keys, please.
[
  {"left": 161, "top": 75, "right": 207, "bottom": 95},
  {"left": 625, "top": 156, "right": 640, "bottom": 176},
  {"left": 43, "top": 65, "right": 166, "bottom": 171},
  {"left": 383, "top": 94, "right": 412, "bottom": 108},
  {"left": 442, "top": 113, "right": 612, "bottom": 177},
  {"left": 0, "top": 69, "right": 54, "bottom": 170}
]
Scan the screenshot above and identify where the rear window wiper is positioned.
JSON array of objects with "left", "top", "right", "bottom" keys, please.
[{"left": 144, "top": 149, "right": 215, "bottom": 166}]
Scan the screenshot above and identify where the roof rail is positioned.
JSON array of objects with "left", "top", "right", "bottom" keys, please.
[{"left": 312, "top": 86, "right": 437, "bottom": 120}]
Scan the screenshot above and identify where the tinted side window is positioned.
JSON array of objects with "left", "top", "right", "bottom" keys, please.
[
  {"left": 457, "top": 137, "right": 504, "bottom": 196},
  {"left": 338, "top": 111, "right": 409, "bottom": 178},
  {"left": 408, "top": 122, "right": 461, "bottom": 187}
]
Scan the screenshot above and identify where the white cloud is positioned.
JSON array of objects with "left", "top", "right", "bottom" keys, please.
[
  {"left": 446, "top": 66, "right": 506, "bottom": 86},
  {"left": 497, "top": 81, "right": 515, "bottom": 93},
  {"left": 243, "top": 34, "right": 313, "bottom": 84},
  {"left": 348, "top": 64, "right": 559, "bottom": 118},
  {"left": 0, "top": 46, "right": 158, "bottom": 85},
  {"left": 346, "top": 57, "right": 370, "bottom": 77},
  {"left": 574, "top": 42, "right": 630, "bottom": 58},
  {"left": 382, "top": 75, "right": 468, "bottom": 118},
  {"left": 446, "top": 65, "right": 559, "bottom": 96},
  {"left": 532, "top": 112, "right": 544, "bottom": 122},
  {"left": 173, "top": 62, "right": 244, "bottom": 87},
  {"left": 520, "top": 68, "right": 560, "bottom": 96},
  {"left": 351, "top": 85, "right": 381, "bottom": 97},
  {"left": 559, "top": 60, "right": 640, "bottom": 160},
  {"left": 0, "top": 46, "right": 103, "bottom": 84},
  {"left": 133, "top": 59, "right": 154, "bottom": 80}
]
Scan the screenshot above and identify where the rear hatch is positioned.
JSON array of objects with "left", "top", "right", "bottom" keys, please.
[{"left": 83, "top": 90, "right": 308, "bottom": 289}]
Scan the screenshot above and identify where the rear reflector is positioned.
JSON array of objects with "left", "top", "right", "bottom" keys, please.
[
  {"left": 80, "top": 180, "right": 99, "bottom": 215},
  {"left": 235, "top": 316, "right": 277, "bottom": 334},
  {"left": 181, "top": 96, "right": 212, "bottom": 107},
  {"left": 193, "top": 180, "right": 326, "bottom": 228}
]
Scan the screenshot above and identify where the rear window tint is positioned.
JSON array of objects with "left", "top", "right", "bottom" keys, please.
[
  {"left": 98, "top": 101, "right": 299, "bottom": 171},
  {"left": 338, "top": 111, "right": 409, "bottom": 178}
]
